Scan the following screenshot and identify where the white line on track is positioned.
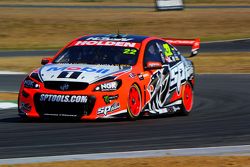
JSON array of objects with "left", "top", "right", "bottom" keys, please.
[
  {"left": 0, "top": 145, "right": 250, "bottom": 165},
  {"left": 0, "top": 102, "right": 17, "bottom": 110},
  {"left": 0, "top": 91, "right": 18, "bottom": 93},
  {"left": 0, "top": 71, "right": 26, "bottom": 75}
]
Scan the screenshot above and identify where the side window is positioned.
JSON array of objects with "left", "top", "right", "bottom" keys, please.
[
  {"left": 158, "top": 41, "right": 181, "bottom": 63},
  {"left": 143, "top": 40, "right": 163, "bottom": 67}
]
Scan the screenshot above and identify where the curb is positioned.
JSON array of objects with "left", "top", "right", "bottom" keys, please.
[{"left": 0, "top": 145, "right": 250, "bottom": 165}]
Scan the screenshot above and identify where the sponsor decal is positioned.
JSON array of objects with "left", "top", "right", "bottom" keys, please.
[
  {"left": 40, "top": 94, "right": 88, "bottom": 103},
  {"left": 24, "top": 80, "right": 40, "bottom": 89},
  {"left": 73, "top": 40, "right": 139, "bottom": 48},
  {"left": 46, "top": 66, "right": 110, "bottom": 74},
  {"left": 103, "top": 95, "right": 119, "bottom": 104},
  {"left": 43, "top": 113, "right": 78, "bottom": 117},
  {"left": 146, "top": 62, "right": 187, "bottom": 113},
  {"left": 19, "top": 102, "right": 31, "bottom": 112},
  {"left": 166, "top": 55, "right": 180, "bottom": 63},
  {"left": 97, "top": 102, "right": 120, "bottom": 116},
  {"left": 146, "top": 61, "right": 162, "bottom": 68},
  {"left": 95, "top": 81, "right": 119, "bottom": 91},
  {"left": 129, "top": 73, "right": 136, "bottom": 78},
  {"left": 85, "top": 37, "right": 133, "bottom": 42},
  {"left": 169, "top": 62, "right": 186, "bottom": 94},
  {"left": 101, "top": 82, "right": 117, "bottom": 90},
  {"left": 70, "top": 40, "right": 141, "bottom": 49},
  {"left": 165, "top": 39, "right": 195, "bottom": 46}
]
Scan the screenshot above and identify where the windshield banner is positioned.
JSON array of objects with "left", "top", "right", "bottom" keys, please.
[{"left": 69, "top": 40, "right": 141, "bottom": 49}]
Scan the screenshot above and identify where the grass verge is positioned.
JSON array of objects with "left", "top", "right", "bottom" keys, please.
[
  {"left": 1, "top": 156, "right": 250, "bottom": 167},
  {"left": 0, "top": 0, "right": 250, "bottom": 5},
  {"left": 192, "top": 52, "right": 250, "bottom": 74},
  {"left": 0, "top": 93, "right": 17, "bottom": 101},
  {"left": 0, "top": 7, "right": 250, "bottom": 50}
]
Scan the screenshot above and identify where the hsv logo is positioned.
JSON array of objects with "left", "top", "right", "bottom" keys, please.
[
  {"left": 46, "top": 66, "right": 110, "bottom": 74},
  {"left": 60, "top": 83, "right": 69, "bottom": 91}
]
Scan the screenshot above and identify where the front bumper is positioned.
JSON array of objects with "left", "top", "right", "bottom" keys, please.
[{"left": 18, "top": 86, "right": 128, "bottom": 120}]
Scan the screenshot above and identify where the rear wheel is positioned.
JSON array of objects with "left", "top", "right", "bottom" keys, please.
[
  {"left": 127, "top": 84, "right": 142, "bottom": 120},
  {"left": 180, "top": 82, "right": 194, "bottom": 115}
]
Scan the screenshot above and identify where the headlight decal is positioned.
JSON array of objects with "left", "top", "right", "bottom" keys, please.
[{"left": 24, "top": 78, "right": 40, "bottom": 89}]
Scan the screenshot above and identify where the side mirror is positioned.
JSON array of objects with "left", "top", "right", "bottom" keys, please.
[
  {"left": 145, "top": 61, "right": 162, "bottom": 70},
  {"left": 189, "top": 49, "right": 199, "bottom": 58},
  {"left": 41, "top": 57, "right": 52, "bottom": 65}
]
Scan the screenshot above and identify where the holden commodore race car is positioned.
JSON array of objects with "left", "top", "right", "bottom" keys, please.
[{"left": 18, "top": 34, "right": 200, "bottom": 120}]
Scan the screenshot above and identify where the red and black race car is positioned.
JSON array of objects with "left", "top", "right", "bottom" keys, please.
[{"left": 18, "top": 34, "right": 200, "bottom": 120}]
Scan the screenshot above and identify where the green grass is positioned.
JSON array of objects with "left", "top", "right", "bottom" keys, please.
[{"left": 0, "top": 94, "right": 17, "bottom": 101}]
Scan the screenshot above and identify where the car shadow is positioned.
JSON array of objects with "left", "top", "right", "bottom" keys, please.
[{"left": 0, "top": 113, "right": 179, "bottom": 123}]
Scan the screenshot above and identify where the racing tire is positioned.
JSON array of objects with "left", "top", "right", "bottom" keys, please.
[
  {"left": 127, "top": 84, "right": 142, "bottom": 120},
  {"left": 180, "top": 82, "right": 194, "bottom": 116}
]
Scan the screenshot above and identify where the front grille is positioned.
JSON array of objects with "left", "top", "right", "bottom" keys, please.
[
  {"left": 44, "top": 81, "right": 89, "bottom": 91},
  {"left": 34, "top": 93, "right": 95, "bottom": 118}
]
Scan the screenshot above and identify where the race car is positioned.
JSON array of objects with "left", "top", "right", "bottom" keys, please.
[{"left": 18, "top": 34, "right": 200, "bottom": 120}]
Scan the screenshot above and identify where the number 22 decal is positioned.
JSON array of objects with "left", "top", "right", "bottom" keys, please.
[{"left": 123, "top": 49, "right": 137, "bottom": 55}]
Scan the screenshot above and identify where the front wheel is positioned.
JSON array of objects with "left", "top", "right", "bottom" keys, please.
[
  {"left": 127, "top": 84, "right": 142, "bottom": 120},
  {"left": 180, "top": 82, "right": 194, "bottom": 115}
]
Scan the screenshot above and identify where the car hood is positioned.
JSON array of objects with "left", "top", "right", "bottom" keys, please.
[{"left": 39, "top": 64, "right": 131, "bottom": 84}]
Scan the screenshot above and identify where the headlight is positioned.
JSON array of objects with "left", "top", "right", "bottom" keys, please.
[
  {"left": 94, "top": 80, "right": 121, "bottom": 92},
  {"left": 24, "top": 77, "right": 40, "bottom": 89}
]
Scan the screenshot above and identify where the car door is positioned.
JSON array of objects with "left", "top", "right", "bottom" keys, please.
[{"left": 143, "top": 40, "right": 185, "bottom": 114}]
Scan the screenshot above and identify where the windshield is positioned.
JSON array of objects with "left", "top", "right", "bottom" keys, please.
[{"left": 53, "top": 46, "right": 140, "bottom": 66}]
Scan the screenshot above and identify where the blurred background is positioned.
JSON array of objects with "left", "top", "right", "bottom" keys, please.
[
  {"left": 1, "top": 0, "right": 250, "bottom": 74},
  {"left": 0, "top": 0, "right": 250, "bottom": 90},
  {"left": 0, "top": 0, "right": 249, "bottom": 50}
]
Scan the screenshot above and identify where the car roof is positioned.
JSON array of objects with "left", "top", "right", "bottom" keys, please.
[{"left": 79, "top": 34, "right": 149, "bottom": 43}]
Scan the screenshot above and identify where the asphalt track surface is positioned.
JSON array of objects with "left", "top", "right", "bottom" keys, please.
[
  {"left": 1, "top": 39, "right": 250, "bottom": 57},
  {"left": 0, "top": 74, "right": 250, "bottom": 159},
  {"left": 0, "top": 75, "right": 25, "bottom": 92}
]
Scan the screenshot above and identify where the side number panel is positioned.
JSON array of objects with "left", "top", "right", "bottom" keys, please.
[{"left": 169, "top": 62, "right": 185, "bottom": 95}]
